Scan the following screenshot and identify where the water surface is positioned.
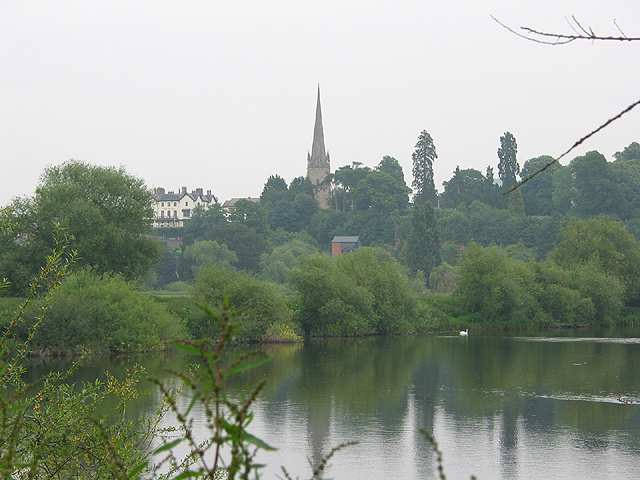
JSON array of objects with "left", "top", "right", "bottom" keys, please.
[{"left": 27, "top": 327, "right": 640, "bottom": 479}]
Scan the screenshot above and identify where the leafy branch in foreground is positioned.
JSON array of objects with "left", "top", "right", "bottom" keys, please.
[
  {"left": 150, "top": 299, "right": 274, "bottom": 480},
  {"left": 1, "top": 224, "right": 161, "bottom": 480},
  {"left": 421, "top": 429, "right": 477, "bottom": 480}
]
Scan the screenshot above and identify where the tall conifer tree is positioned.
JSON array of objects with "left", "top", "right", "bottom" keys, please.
[
  {"left": 497, "top": 131, "right": 520, "bottom": 189},
  {"left": 411, "top": 130, "right": 438, "bottom": 206},
  {"left": 405, "top": 203, "right": 441, "bottom": 279}
]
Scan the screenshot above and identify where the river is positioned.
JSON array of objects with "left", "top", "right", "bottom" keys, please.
[{"left": 25, "top": 327, "right": 640, "bottom": 479}]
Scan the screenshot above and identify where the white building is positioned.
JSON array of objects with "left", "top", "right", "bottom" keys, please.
[{"left": 153, "top": 187, "right": 217, "bottom": 228}]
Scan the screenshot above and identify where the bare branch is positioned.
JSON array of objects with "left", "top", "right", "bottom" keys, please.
[
  {"left": 491, "top": 15, "right": 640, "bottom": 45},
  {"left": 613, "top": 19, "right": 627, "bottom": 39},
  {"left": 504, "top": 98, "right": 640, "bottom": 194}
]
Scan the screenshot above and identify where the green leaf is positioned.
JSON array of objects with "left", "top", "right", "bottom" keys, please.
[
  {"left": 226, "top": 356, "right": 270, "bottom": 375},
  {"left": 171, "top": 342, "right": 202, "bottom": 355},
  {"left": 184, "top": 393, "right": 198, "bottom": 417},
  {"left": 242, "top": 431, "right": 277, "bottom": 451},
  {"left": 126, "top": 461, "right": 148, "bottom": 479},
  {"left": 170, "top": 470, "right": 206, "bottom": 479},
  {"left": 153, "top": 438, "right": 183, "bottom": 454}
]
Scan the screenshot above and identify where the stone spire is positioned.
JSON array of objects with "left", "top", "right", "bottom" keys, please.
[
  {"left": 309, "top": 86, "right": 328, "bottom": 167},
  {"left": 307, "top": 85, "right": 331, "bottom": 208}
]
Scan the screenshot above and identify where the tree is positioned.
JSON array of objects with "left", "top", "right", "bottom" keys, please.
[
  {"left": 228, "top": 198, "right": 270, "bottom": 236},
  {"left": 260, "top": 238, "right": 317, "bottom": 284},
  {"left": 612, "top": 143, "right": 640, "bottom": 220},
  {"left": 440, "top": 167, "right": 486, "bottom": 209},
  {"left": 4, "top": 160, "right": 160, "bottom": 292},
  {"left": 208, "top": 222, "right": 267, "bottom": 272},
  {"left": 405, "top": 203, "right": 441, "bottom": 279},
  {"left": 351, "top": 171, "right": 410, "bottom": 212},
  {"left": 289, "top": 175, "right": 315, "bottom": 197},
  {"left": 182, "top": 202, "right": 227, "bottom": 245},
  {"left": 455, "top": 242, "right": 539, "bottom": 326},
  {"left": 376, "top": 156, "right": 406, "bottom": 184},
  {"left": 497, "top": 131, "right": 520, "bottom": 190},
  {"left": 411, "top": 130, "right": 438, "bottom": 206},
  {"left": 571, "top": 151, "right": 620, "bottom": 217},
  {"left": 482, "top": 165, "right": 501, "bottom": 207},
  {"left": 614, "top": 141, "right": 640, "bottom": 162},
  {"left": 330, "top": 163, "right": 372, "bottom": 212},
  {"left": 549, "top": 216, "right": 640, "bottom": 305},
  {"left": 519, "top": 155, "right": 559, "bottom": 216},
  {"left": 22, "top": 269, "right": 184, "bottom": 353},
  {"left": 182, "top": 240, "right": 238, "bottom": 277}
]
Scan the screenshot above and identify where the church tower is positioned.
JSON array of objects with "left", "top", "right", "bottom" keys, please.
[{"left": 306, "top": 86, "right": 331, "bottom": 208}]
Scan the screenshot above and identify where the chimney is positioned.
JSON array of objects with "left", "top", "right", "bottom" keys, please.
[
  {"left": 181, "top": 186, "right": 187, "bottom": 195},
  {"left": 207, "top": 190, "right": 211, "bottom": 196},
  {"left": 156, "top": 187, "right": 165, "bottom": 196}
]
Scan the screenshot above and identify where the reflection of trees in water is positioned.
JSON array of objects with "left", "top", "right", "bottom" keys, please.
[
  {"left": 227, "top": 333, "right": 640, "bottom": 472},
  {"left": 30, "top": 332, "right": 640, "bottom": 476}
]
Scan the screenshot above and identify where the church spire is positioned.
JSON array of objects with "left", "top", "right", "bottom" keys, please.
[
  {"left": 310, "top": 85, "right": 326, "bottom": 162},
  {"left": 306, "top": 85, "right": 331, "bottom": 209}
]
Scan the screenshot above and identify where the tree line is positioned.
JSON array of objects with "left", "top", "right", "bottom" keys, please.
[{"left": 2, "top": 132, "right": 640, "bottom": 351}]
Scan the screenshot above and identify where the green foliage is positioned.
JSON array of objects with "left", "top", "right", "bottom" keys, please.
[
  {"left": 566, "top": 261, "right": 625, "bottom": 325},
  {"left": 11, "top": 161, "right": 160, "bottom": 289},
  {"left": 440, "top": 167, "right": 487, "bottom": 209},
  {"left": 549, "top": 216, "right": 640, "bottom": 305},
  {"left": 181, "top": 203, "right": 227, "bottom": 244},
  {"left": 330, "top": 162, "right": 372, "bottom": 212},
  {"left": 205, "top": 222, "right": 267, "bottom": 272},
  {"left": 152, "top": 304, "right": 275, "bottom": 479},
  {"left": 571, "top": 151, "right": 621, "bottom": 218},
  {"left": 428, "top": 262, "right": 456, "bottom": 293},
  {"left": 351, "top": 171, "right": 410, "bottom": 212},
  {"left": 1, "top": 227, "right": 157, "bottom": 480},
  {"left": 259, "top": 238, "right": 317, "bottom": 284},
  {"left": 437, "top": 201, "right": 560, "bottom": 260},
  {"left": 455, "top": 242, "right": 541, "bottom": 327},
  {"left": 191, "top": 265, "right": 296, "bottom": 341},
  {"left": 519, "top": 155, "right": 559, "bottom": 216},
  {"left": 290, "top": 248, "right": 421, "bottom": 336},
  {"left": 497, "top": 131, "right": 519, "bottom": 190},
  {"left": 506, "top": 187, "right": 525, "bottom": 216},
  {"left": 405, "top": 203, "right": 441, "bottom": 278},
  {"left": 411, "top": 130, "right": 438, "bottom": 206},
  {"left": 20, "top": 269, "right": 185, "bottom": 353},
  {"left": 182, "top": 239, "right": 238, "bottom": 278},
  {"left": 228, "top": 198, "right": 271, "bottom": 237}
]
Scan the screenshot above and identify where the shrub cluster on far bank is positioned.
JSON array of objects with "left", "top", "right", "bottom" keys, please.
[
  {"left": 453, "top": 217, "right": 640, "bottom": 328},
  {"left": 16, "top": 269, "right": 185, "bottom": 354}
]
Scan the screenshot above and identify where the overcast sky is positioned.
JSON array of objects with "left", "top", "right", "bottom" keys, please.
[{"left": 1, "top": 0, "right": 639, "bottom": 206}]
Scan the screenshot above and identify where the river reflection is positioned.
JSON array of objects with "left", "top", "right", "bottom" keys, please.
[{"left": 25, "top": 328, "right": 640, "bottom": 479}]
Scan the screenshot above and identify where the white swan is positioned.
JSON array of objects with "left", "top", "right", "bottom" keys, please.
[{"left": 459, "top": 329, "right": 468, "bottom": 336}]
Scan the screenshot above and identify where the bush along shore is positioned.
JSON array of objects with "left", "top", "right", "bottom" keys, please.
[{"left": 5, "top": 216, "right": 640, "bottom": 355}]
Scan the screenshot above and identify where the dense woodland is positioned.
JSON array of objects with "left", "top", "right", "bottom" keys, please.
[{"left": 1, "top": 136, "right": 640, "bottom": 351}]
